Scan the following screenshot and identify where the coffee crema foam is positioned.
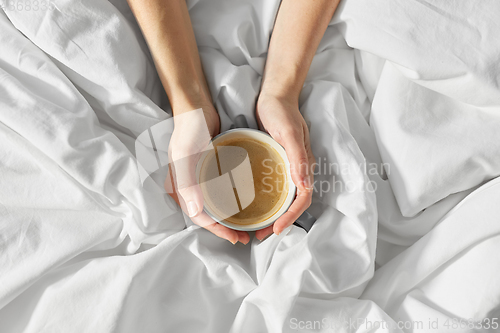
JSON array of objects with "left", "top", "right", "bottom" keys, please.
[{"left": 200, "top": 137, "right": 288, "bottom": 225}]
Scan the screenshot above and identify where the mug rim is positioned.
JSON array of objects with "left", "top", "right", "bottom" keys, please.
[{"left": 196, "top": 128, "right": 296, "bottom": 231}]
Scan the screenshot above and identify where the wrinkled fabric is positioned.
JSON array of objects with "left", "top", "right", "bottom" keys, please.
[{"left": 1, "top": 0, "right": 499, "bottom": 332}]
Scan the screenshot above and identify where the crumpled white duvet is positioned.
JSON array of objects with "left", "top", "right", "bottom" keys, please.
[{"left": 1, "top": 0, "right": 499, "bottom": 332}]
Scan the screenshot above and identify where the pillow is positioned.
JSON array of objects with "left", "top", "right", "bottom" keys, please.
[{"left": 371, "top": 62, "right": 500, "bottom": 217}]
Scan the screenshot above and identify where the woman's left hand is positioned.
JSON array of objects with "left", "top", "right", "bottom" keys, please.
[{"left": 255, "top": 92, "right": 315, "bottom": 240}]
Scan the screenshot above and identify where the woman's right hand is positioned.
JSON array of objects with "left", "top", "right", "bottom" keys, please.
[{"left": 166, "top": 104, "right": 250, "bottom": 245}]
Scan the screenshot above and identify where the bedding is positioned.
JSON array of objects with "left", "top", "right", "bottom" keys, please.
[{"left": 1, "top": 0, "right": 499, "bottom": 332}]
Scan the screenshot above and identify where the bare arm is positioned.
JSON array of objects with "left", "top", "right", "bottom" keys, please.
[
  {"left": 262, "top": 0, "right": 340, "bottom": 100},
  {"left": 128, "top": 0, "right": 214, "bottom": 117},
  {"left": 128, "top": 0, "right": 250, "bottom": 245},
  {"left": 256, "top": 0, "right": 341, "bottom": 239}
]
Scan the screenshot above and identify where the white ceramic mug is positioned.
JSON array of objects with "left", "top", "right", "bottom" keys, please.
[{"left": 196, "top": 128, "right": 296, "bottom": 231}]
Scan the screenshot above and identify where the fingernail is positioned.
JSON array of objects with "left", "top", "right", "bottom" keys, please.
[
  {"left": 187, "top": 201, "right": 198, "bottom": 217},
  {"left": 229, "top": 239, "right": 237, "bottom": 245}
]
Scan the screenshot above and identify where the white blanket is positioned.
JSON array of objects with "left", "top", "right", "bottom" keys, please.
[{"left": 1, "top": 0, "right": 499, "bottom": 332}]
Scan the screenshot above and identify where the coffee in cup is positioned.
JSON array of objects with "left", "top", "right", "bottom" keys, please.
[{"left": 196, "top": 129, "right": 296, "bottom": 231}]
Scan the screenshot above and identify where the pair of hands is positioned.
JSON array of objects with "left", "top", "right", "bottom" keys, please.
[
  {"left": 130, "top": 0, "right": 336, "bottom": 244},
  {"left": 166, "top": 93, "right": 315, "bottom": 244}
]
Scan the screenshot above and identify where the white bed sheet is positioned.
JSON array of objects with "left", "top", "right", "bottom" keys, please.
[{"left": 1, "top": 0, "right": 499, "bottom": 332}]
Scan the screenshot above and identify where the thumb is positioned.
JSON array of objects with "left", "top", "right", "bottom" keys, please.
[
  {"left": 171, "top": 153, "right": 204, "bottom": 219},
  {"left": 281, "top": 132, "right": 312, "bottom": 191}
]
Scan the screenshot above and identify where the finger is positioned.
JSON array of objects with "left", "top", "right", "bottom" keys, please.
[
  {"left": 178, "top": 183, "right": 204, "bottom": 219},
  {"left": 273, "top": 188, "right": 313, "bottom": 235},
  {"left": 168, "top": 155, "right": 249, "bottom": 244},
  {"left": 168, "top": 154, "right": 215, "bottom": 229},
  {"left": 235, "top": 230, "right": 250, "bottom": 245},
  {"left": 170, "top": 152, "right": 205, "bottom": 219},
  {"left": 255, "top": 225, "right": 274, "bottom": 241},
  {"left": 170, "top": 158, "right": 218, "bottom": 228},
  {"left": 165, "top": 166, "right": 180, "bottom": 205},
  {"left": 303, "top": 129, "right": 316, "bottom": 169},
  {"left": 192, "top": 212, "right": 240, "bottom": 244},
  {"left": 280, "top": 131, "right": 313, "bottom": 192},
  {"left": 194, "top": 212, "right": 250, "bottom": 245}
]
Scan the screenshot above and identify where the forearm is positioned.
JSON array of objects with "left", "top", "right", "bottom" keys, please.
[
  {"left": 261, "top": 0, "right": 340, "bottom": 102},
  {"left": 128, "top": 0, "right": 212, "bottom": 114}
]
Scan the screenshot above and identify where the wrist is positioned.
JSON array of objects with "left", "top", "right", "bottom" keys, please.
[
  {"left": 170, "top": 95, "right": 220, "bottom": 137},
  {"left": 260, "top": 74, "right": 302, "bottom": 105},
  {"left": 258, "top": 84, "right": 299, "bottom": 109}
]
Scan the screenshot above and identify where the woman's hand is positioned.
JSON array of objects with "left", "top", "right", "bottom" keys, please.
[
  {"left": 129, "top": 0, "right": 250, "bottom": 244},
  {"left": 254, "top": 93, "right": 315, "bottom": 240},
  {"left": 254, "top": 0, "right": 339, "bottom": 240},
  {"left": 166, "top": 104, "right": 250, "bottom": 245}
]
